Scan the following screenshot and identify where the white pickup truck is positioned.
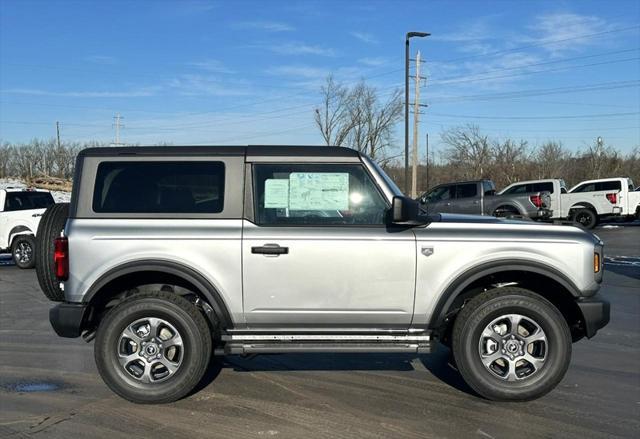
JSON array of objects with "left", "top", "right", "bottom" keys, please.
[
  {"left": 499, "top": 177, "right": 640, "bottom": 229},
  {"left": 0, "top": 188, "right": 55, "bottom": 268}
]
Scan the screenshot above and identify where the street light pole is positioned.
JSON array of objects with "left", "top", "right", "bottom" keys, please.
[{"left": 404, "top": 31, "right": 429, "bottom": 194}]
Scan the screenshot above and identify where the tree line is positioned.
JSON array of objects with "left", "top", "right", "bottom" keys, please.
[
  {"left": 312, "top": 77, "right": 639, "bottom": 193},
  {"left": 382, "top": 124, "right": 639, "bottom": 194},
  {"left": 0, "top": 139, "right": 109, "bottom": 180},
  {"left": 1, "top": 76, "right": 638, "bottom": 193}
]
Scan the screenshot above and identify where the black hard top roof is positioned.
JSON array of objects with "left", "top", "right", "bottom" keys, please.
[{"left": 78, "top": 145, "right": 361, "bottom": 158}]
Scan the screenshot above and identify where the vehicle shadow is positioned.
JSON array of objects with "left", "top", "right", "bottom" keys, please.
[
  {"left": 202, "top": 343, "right": 476, "bottom": 397},
  {"left": 605, "top": 262, "right": 640, "bottom": 280}
]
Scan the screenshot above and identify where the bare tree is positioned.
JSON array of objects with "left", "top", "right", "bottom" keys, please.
[
  {"left": 491, "top": 139, "right": 530, "bottom": 187},
  {"left": 314, "top": 77, "right": 402, "bottom": 163},
  {"left": 314, "top": 75, "right": 353, "bottom": 146},
  {"left": 441, "top": 124, "right": 491, "bottom": 179},
  {"left": 535, "top": 141, "right": 569, "bottom": 179}
]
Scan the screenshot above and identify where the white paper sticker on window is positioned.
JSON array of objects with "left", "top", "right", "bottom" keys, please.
[
  {"left": 264, "top": 179, "right": 289, "bottom": 208},
  {"left": 288, "top": 173, "right": 349, "bottom": 210}
]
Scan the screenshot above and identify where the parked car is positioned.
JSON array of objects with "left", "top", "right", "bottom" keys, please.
[
  {"left": 38, "top": 146, "right": 608, "bottom": 404},
  {"left": 417, "top": 179, "right": 551, "bottom": 220},
  {"left": 0, "top": 188, "right": 55, "bottom": 268},
  {"left": 500, "top": 178, "right": 640, "bottom": 229}
]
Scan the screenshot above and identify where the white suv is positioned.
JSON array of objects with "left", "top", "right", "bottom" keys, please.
[{"left": 0, "top": 188, "right": 55, "bottom": 268}]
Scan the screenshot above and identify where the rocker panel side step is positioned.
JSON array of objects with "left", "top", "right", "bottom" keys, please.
[{"left": 215, "top": 333, "right": 433, "bottom": 355}]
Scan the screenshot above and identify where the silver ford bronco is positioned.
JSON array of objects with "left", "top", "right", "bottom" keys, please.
[{"left": 38, "top": 145, "right": 609, "bottom": 404}]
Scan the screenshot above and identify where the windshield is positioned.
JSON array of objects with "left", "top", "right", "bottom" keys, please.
[{"left": 366, "top": 158, "right": 404, "bottom": 197}]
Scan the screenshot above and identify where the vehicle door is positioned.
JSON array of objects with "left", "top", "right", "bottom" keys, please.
[
  {"left": 242, "top": 161, "right": 417, "bottom": 328},
  {"left": 421, "top": 184, "right": 454, "bottom": 214},
  {"left": 452, "top": 183, "right": 481, "bottom": 214}
]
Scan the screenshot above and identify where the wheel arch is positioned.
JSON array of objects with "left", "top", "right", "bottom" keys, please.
[
  {"left": 429, "top": 260, "right": 586, "bottom": 341},
  {"left": 83, "top": 260, "right": 234, "bottom": 330},
  {"left": 8, "top": 225, "right": 34, "bottom": 246},
  {"left": 569, "top": 202, "right": 597, "bottom": 213},
  {"left": 492, "top": 204, "right": 522, "bottom": 216}
]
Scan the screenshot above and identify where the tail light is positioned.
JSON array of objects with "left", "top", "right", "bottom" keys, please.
[
  {"left": 54, "top": 237, "right": 69, "bottom": 281},
  {"left": 529, "top": 194, "right": 543, "bottom": 208},
  {"left": 606, "top": 193, "right": 617, "bottom": 204}
]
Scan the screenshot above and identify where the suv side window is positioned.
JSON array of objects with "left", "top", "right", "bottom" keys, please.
[
  {"left": 253, "top": 163, "right": 388, "bottom": 226},
  {"left": 93, "top": 161, "right": 225, "bottom": 213},
  {"left": 455, "top": 183, "right": 477, "bottom": 199},
  {"left": 4, "top": 192, "right": 55, "bottom": 211}
]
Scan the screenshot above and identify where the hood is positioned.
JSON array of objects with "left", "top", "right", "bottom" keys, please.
[{"left": 435, "top": 213, "right": 526, "bottom": 224}]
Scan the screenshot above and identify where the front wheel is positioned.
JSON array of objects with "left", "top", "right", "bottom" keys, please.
[
  {"left": 452, "top": 287, "right": 571, "bottom": 401},
  {"left": 12, "top": 235, "right": 36, "bottom": 269},
  {"left": 95, "top": 291, "right": 212, "bottom": 404}
]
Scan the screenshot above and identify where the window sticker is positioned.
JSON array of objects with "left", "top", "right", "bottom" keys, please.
[
  {"left": 264, "top": 179, "right": 290, "bottom": 208},
  {"left": 288, "top": 173, "right": 349, "bottom": 210}
]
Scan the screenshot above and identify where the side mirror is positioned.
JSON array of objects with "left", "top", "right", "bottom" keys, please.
[{"left": 391, "top": 196, "right": 424, "bottom": 225}]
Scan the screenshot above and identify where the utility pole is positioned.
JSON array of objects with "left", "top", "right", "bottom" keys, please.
[
  {"left": 425, "top": 132, "right": 429, "bottom": 193},
  {"left": 411, "top": 51, "right": 421, "bottom": 198},
  {"left": 56, "top": 121, "right": 61, "bottom": 149},
  {"left": 404, "top": 31, "right": 429, "bottom": 194},
  {"left": 112, "top": 113, "right": 124, "bottom": 146}
]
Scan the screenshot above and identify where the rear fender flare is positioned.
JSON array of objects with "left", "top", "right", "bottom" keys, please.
[{"left": 83, "top": 259, "right": 234, "bottom": 329}]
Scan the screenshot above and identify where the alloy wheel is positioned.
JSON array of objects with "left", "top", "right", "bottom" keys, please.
[{"left": 478, "top": 313, "right": 548, "bottom": 382}]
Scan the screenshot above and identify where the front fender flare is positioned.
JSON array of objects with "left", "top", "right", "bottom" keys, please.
[{"left": 428, "top": 259, "right": 582, "bottom": 330}]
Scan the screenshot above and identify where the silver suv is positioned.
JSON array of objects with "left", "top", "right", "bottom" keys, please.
[{"left": 39, "top": 146, "right": 609, "bottom": 404}]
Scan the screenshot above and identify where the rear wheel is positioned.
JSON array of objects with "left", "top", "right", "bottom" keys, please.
[
  {"left": 452, "top": 287, "right": 571, "bottom": 401},
  {"left": 35, "top": 203, "right": 69, "bottom": 301},
  {"left": 12, "top": 235, "right": 36, "bottom": 269},
  {"left": 493, "top": 205, "right": 520, "bottom": 219},
  {"left": 571, "top": 208, "right": 597, "bottom": 229},
  {"left": 95, "top": 291, "right": 212, "bottom": 404}
]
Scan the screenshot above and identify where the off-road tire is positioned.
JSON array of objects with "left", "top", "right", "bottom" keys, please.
[
  {"left": 95, "top": 291, "right": 212, "bottom": 404},
  {"left": 12, "top": 235, "right": 36, "bottom": 269},
  {"left": 571, "top": 208, "right": 598, "bottom": 229},
  {"left": 452, "top": 287, "right": 571, "bottom": 401},
  {"left": 35, "top": 203, "right": 69, "bottom": 301},
  {"left": 493, "top": 206, "right": 521, "bottom": 219}
]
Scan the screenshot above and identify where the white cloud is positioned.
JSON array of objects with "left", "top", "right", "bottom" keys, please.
[
  {"left": 527, "top": 12, "right": 612, "bottom": 55},
  {"left": 266, "top": 65, "right": 329, "bottom": 79},
  {"left": 85, "top": 55, "right": 117, "bottom": 65},
  {"left": 351, "top": 31, "right": 378, "bottom": 44},
  {"left": 168, "top": 74, "right": 251, "bottom": 96},
  {"left": 1, "top": 87, "right": 158, "bottom": 98},
  {"left": 231, "top": 21, "right": 295, "bottom": 32},
  {"left": 188, "top": 59, "right": 234, "bottom": 74},
  {"left": 358, "top": 57, "right": 388, "bottom": 67},
  {"left": 267, "top": 42, "right": 336, "bottom": 57}
]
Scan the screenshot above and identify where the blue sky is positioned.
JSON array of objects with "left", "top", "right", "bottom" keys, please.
[{"left": 1, "top": 0, "right": 639, "bottom": 157}]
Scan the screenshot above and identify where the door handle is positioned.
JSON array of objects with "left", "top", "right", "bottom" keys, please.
[
  {"left": 473, "top": 200, "right": 479, "bottom": 204},
  {"left": 252, "top": 244, "right": 288, "bottom": 255},
  {"left": 445, "top": 202, "right": 451, "bottom": 206}
]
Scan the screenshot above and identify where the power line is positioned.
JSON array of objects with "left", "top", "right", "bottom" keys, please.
[
  {"left": 428, "top": 111, "right": 639, "bottom": 120},
  {"left": 428, "top": 80, "right": 640, "bottom": 103},
  {"left": 428, "top": 56, "right": 640, "bottom": 87}
]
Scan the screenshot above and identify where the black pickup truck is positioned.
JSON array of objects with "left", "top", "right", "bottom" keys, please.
[{"left": 417, "top": 179, "right": 552, "bottom": 219}]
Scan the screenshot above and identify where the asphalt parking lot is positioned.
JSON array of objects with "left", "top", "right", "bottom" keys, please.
[{"left": 0, "top": 225, "right": 638, "bottom": 439}]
